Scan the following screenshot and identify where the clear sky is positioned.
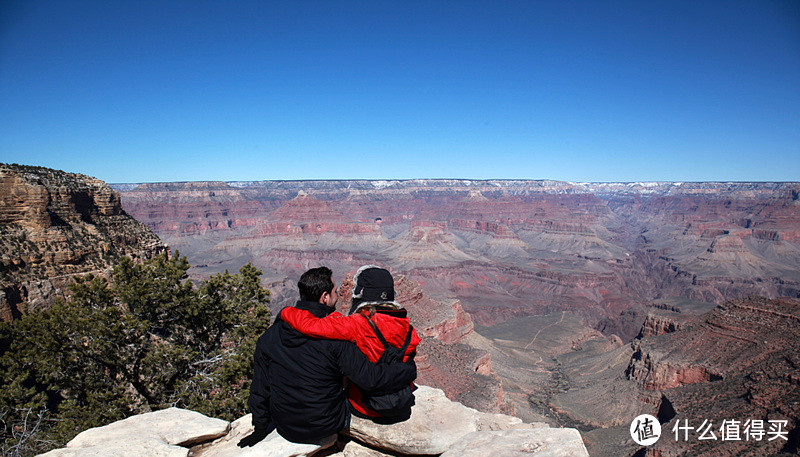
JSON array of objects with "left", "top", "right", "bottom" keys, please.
[{"left": 1, "top": 1, "right": 798, "bottom": 183}]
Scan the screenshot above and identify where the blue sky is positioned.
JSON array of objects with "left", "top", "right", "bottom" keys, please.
[{"left": 1, "top": 1, "right": 798, "bottom": 183}]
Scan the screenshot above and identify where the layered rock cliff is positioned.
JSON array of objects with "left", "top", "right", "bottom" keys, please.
[
  {"left": 0, "top": 164, "right": 165, "bottom": 320},
  {"left": 113, "top": 179, "right": 800, "bottom": 340},
  {"left": 624, "top": 296, "right": 800, "bottom": 456}
]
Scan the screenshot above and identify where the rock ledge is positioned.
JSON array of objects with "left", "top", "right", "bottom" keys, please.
[{"left": 39, "top": 386, "right": 588, "bottom": 457}]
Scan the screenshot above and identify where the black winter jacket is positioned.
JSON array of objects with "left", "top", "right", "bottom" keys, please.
[{"left": 248, "top": 300, "right": 417, "bottom": 444}]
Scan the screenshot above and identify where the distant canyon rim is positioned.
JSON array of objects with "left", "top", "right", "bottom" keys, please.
[{"left": 112, "top": 179, "right": 800, "bottom": 330}]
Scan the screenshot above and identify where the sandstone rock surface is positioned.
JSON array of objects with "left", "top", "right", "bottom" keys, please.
[
  {"left": 39, "top": 438, "right": 188, "bottom": 457},
  {"left": 346, "top": 385, "right": 539, "bottom": 455},
  {"left": 39, "top": 408, "right": 229, "bottom": 457},
  {"left": 0, "top": 164, "right": 165, "bottom": 320},
  {"left": 193, "top": 414, "right": 327, "bottom": 457},
  {"left": 440, "top": 428, "right": 588, "bottom": 457},
  {"left": 332, "top": 440, "right": 393, "bottom": 456},
  {"left": 40, "top": 386, "right": 587, "bottom": 457},
  {"left": 625, "top": 297, "right": 800, "bottom": 457}
]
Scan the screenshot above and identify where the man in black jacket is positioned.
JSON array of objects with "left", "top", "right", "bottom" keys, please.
[{"left": 238, "top": 266, "right": 417, "bottom": 447}]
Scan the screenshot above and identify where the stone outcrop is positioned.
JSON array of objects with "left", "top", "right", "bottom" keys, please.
[
  {"left": 345, "top": 386, "right": 536, "bottom": 454},
  {"left": 190, "top": 414, "right": 325, "bottom": 457},
  {"left": 626, "top": 341, "right": 724, "bottom": 390},
  {"left": 440, "top": 428, "right": 589, "bottom": 457},
  {"left": 626, "top": 297, "right": 800, "bottom": 391},
  {"left": 40, "top": 386, "right": 589, "bottom": 457},
  {"left": 624, "top": 296, "right": 800, "bottom": 456},
  {"left": 636, "top": 313, "right": 683, "bottom": 339},
  {"left": 634, "top": 300, "right": 714, "bottom": 339},
  {"left": 0, "top": 164, "right": 165, "bottom": 320},
  {"left": 39, "top": 408, "right": 229, "bottom": 456},
  {"left": 390, "top": 275, "right": 475, "bottom": 344}
]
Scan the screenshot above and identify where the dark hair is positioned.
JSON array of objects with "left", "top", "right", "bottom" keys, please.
[{"left": 298, "top": 266, "right": 334, "bottom": 302}]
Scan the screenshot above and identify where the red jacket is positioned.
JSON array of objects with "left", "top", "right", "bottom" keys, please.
[{"left": 280, "top": 306, "right": 421, "bottom": 417}]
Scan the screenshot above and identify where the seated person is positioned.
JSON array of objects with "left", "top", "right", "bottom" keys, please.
[{"left": 281, "top": 265, "right": 421, "bottom": 421}]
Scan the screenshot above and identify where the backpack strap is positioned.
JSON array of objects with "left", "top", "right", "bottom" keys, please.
[
  {"left": 364, "top": 315, "right": 414, "bottom": 354},
  {"left": 364, "top": 315, "right": 391, "bottom": 348},
  {"left": 399, "top": 324, "right": 414, "bottom": 353}
]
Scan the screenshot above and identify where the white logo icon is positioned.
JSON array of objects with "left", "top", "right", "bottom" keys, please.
[{"left": 631, "top": 414, "right": 661, "bottom": 446}]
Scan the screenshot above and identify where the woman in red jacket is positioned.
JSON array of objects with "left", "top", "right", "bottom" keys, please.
[{"left": 280, "top": 265, "right": 421, "bottom": 422}]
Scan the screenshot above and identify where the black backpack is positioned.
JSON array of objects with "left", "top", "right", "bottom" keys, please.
[{"left": 359, "top": 316, "right": 415, "bottom": 416}]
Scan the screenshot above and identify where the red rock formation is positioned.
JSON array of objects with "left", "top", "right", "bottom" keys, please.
[
  {"left": 626, "top": 342, "right": 724, "bottom": 390},
  {"left": 119, "top": 181, "right": 274, "bottom": 235},
  {"left": 632, "top": 301, "right": 715, "bottom": 339},
  {"left": 414, "top": 337, "right": 511, "bottom": 414},
  {"left": 392, "top": 275, "right": 475, "bottom": 344},
  {"left": 115, "top": 180, "right": 800, "bottom": 318},
  {"left": 269, "top": 192, "right": 349, "bottom": 223},
  {"left": 706, "top": 235, "right": 747, "bottom": 254},
  {"left": 628, "top": 296, "right": 800, "bottom": 456},
  {"left": 636, "top": 314, "right": 682, "bottom": 339},
  {"left": 449, "top": 219, "right": 517, "bottom": 238}
]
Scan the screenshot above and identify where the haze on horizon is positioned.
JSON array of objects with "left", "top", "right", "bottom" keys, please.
[{"left": 1, "top": 1, "right": 798, "bottom": 184}]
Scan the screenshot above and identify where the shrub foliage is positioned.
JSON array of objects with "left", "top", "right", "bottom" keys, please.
[{"left": 0, "top": 253, "right": 271, "bottom": 455}]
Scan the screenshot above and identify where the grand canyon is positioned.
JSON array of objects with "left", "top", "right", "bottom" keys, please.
[
  {"left": 2, "top": 165, "right": 798, "bottom": 456},
  {"left": 112, "top": 178, "right": 800, "bottom": 456}
]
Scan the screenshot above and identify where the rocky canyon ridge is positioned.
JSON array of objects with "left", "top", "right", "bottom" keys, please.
[
  {"left": 114, "top": 178, "right": 800, "bottom": 456},
  {"left": 0, "top": 164, "right": 165, "bottom": 320},
  {"left": 113, "top": 179, "right": 800, "bottom": 327}
]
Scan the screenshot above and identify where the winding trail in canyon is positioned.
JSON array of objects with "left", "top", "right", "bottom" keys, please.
[{"left": 524, "top": 311, "right": 567, "bottom": 350}]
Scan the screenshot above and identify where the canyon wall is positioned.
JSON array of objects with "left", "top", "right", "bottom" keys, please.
[
  {"left": 114, "top": 179, "right": 800, "bottom": 336},
  {"left": 113, "top": 179, "right": 800, "bottom": 455},
  {"left": 624, "top": 296, "right": 800, "bottom": 456},
  {"left": 0, "top": 164, "right": 166, "bottom": 320}
]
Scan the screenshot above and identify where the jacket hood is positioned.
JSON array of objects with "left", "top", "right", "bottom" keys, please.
[{"left": 279, "top": 300, "right": 335, "bottom": 347}]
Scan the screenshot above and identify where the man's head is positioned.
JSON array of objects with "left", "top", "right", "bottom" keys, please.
[
  {"left": 348, "top": 265, "right": 401, "bottom": 315},
  {"left": 298, "top": 266, "right": 338, "bottom": 307}
]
